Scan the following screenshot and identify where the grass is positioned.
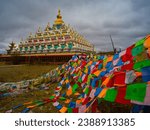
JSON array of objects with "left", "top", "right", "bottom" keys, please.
[
  {"left": 0, "top": 64, "right": 60, "bottom": 113},
  {"left": 0, "top": 64, "right": 58, "bottom": 82},
  {"left": 0, "top": 82, "right": 59, "bottom": 113}
]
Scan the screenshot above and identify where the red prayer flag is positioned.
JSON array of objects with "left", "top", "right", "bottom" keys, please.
[
  {"left": 114, "top": 72, "right": 126, "bottom": 87},
  {"left": 73, "top": 108, "right": 79, "bottom": 113},
  {"left": 115, "top": 87, "right": 131, "bottom": 104}
]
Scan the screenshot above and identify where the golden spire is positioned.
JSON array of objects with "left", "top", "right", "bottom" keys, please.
[
  {"left": 47, "top": 22, "right": 50, "bottom": 27},
  {"left": 45, "top": 22, "right": 50, "bottom": 31},
  {"left": 38, "top": 27, "right": 41, "bottom": 32},
  {"left": 29, "top": 32, "right": 32, "bottom": 37},
  {"left": 58, "top": 9, "right": 61, "bottom": 17},
  {"left": 54, "top": 9, "right": 64, "bottom": 25}
]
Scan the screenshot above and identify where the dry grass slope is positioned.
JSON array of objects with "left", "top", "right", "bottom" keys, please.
[{"left": 0, "top": 64, "right": 57, "bottom": 82}]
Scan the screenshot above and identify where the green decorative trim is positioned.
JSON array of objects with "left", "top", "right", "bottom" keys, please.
[
  {"left": 36, "top": 46, "right": 39, "bottom": 51},
  {"left": 41, "top": 45, "right": 45, "bottom": 50},
  {"left": 30, "top": 46, "right": 33, "bottom": 51},
  {"left": 47, "top": 45, "right": 52, "bottom": 50},
  {"left": 54, "top": 45, "right": 59, "bottom": 49},
  {"left": 68, "top": 43, "right": 73, "bottom": 49},
  {"left": 25, "top": 47, "right": 28, "bottom": 51},
  {"left": 20, "top": 47, "right": 22, "bottom": 51},
  {"left": 61, "top": 44, "right": 65, "bottom": 49}
]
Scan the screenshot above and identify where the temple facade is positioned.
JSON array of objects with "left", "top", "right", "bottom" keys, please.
[{"left": 7, "top": 10, "right": 94, "bottom": 55}]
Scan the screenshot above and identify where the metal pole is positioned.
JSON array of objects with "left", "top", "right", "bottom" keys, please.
[{"left": 110, "top": 35, "right": 115, "bottom": 53}]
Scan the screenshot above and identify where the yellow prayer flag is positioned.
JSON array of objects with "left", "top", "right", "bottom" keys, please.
[
  {"left": 65, "top": 99, "right": 71, "bottom": 104},
  {"left": 66, "top": 88, "right": 72, "bottom": 96},
  {"left": 23, "top": 101, "right": 32, "bottom": 105},
  {"left": 74, "top": 92, "right": 80, "bottom": 96},
  {"left": 93, "top": 70, "right": 101, "bottom": 77},
  {"left": 84, "top": 68, "right": 88, "bottom": 73},
  {"left": 106, "top": 56, "right": 113, "bottom": 62},
  {"left": 27, "top": 105, "right": 37, "bottom": 109},
  {"left": 98, "top": 88, "right": 108, "bottom": 98},
  {"left": 101, "top": 77, "right": 111, "bottom": 86},
  {"left": 59, "top": 107, "right": 67, "bottom": 113},
  {"left": 144, "top": 35, "right": 150, "bottom": 48},
  {"left": 76, "top": 99, "right": 82, "bottom": 104},
  {"left": 65, "top": 79, "right": 69, "bottom": 84}
]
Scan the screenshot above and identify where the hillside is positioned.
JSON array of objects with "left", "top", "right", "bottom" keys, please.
[{"left": 0, "top": 35, "right": 150, "bottom": 113}]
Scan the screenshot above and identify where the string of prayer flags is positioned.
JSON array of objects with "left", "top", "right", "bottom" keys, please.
[{"left": 2, "top": 34, "right": 150, "bottom": 113}]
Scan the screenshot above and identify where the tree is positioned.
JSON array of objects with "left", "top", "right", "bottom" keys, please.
[{"left": 7, "top": 41, "right": 17, "bottom": 54}]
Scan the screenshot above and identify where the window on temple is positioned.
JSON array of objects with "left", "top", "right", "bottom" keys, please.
[
  {"left": 34, "top": 39, "right": 37, "bottom": 42},
  {"left": 58, "top": 36, "right": 63, "bottom": 40},
  {"left": 51, "top": 37, "right": 56, "bottom": 41},
  {"left": 65, "top": 35, "right": 70, "bottom": 39},
  {"left": 39, "top": 39, "right": 43, "bottom": 42}
]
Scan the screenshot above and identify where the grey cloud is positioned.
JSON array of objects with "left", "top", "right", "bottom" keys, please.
[{"left": 0, "top": 0, "right": 150, "bottom": 53}]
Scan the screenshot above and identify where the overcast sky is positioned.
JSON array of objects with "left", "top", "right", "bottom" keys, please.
[{"left": 0, "top": 0, "right": 150, "bottom": 53}]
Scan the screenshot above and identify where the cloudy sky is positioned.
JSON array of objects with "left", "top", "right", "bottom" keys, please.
[{"left": 0, "top": 0, "right": 150, "bottom": 53}]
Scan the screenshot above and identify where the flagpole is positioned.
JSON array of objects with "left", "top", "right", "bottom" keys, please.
[{"left": 110, "top": 35, "right": 115, "bottom": 53}]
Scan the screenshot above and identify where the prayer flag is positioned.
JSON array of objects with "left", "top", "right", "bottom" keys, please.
[{"left": 125, "top": 83, "right": 147, "bottom": 102}]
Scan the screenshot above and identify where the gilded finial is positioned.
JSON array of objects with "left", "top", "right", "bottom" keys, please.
[
  {"left": 54, "top": 9, "right": 64, "bottom": 25},
  {"left": 58, "top": 9, "right": 61, "bottom": 16}
]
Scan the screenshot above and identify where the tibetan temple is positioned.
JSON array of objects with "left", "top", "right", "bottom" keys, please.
[{"left": 1, "top": 10, "right": 94, "bottom": 64}]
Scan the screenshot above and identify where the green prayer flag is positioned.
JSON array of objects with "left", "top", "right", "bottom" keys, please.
[
  {"left": 104, "top": 88, "right": 118, "bottom": 102},
  {"left": 133, "top": 60, "right": 150, "bottom": 71},
  {"left": 87, "top": 74, "right": 93, "bottom": 85},
  {"left": 67, "top": 108, "right": 73, "bottom": 113},
  {"left": 72, "top": 83, "right": 79, "bottom": 93},
  {"left": 70, "top": 62, "right": 74, "bottom": 66},
  {"left": 98, "top": 98, "right": 103, "bottom": 103},
  {"left": 59, "top": 97, "right": 66, "bottom": 100},
  {"left": 98, "top": 80, "right": 102, "bottom": 87},
  {"left": 132, "top": 44, "right": 144, "bottom": 56},
  {"left": 103, "top": 57, "right": 107, "bottom": 63},
  {"left": 125, "top": 83, "right": 147, "bottom": 102},
  {"left": 37, "top": 102, "right": 44, "bottom": 106},
  {"left": 34, "top": 100, "right": 41, "bottom": 103},
  {"left": 84, "top": 87, "right": 89, "bottom": 95},
  {"left": 135, "top": 38, "right": 145, "bottom": 47},
  {"left": 49, "top": 96, "right": 55, "bottom": 100},
  {"left": 72, "top": 63, "right": 77, "bottom": 67},
  {"left": 78, "top": 78, "right": 82, "bottom": 83}
]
